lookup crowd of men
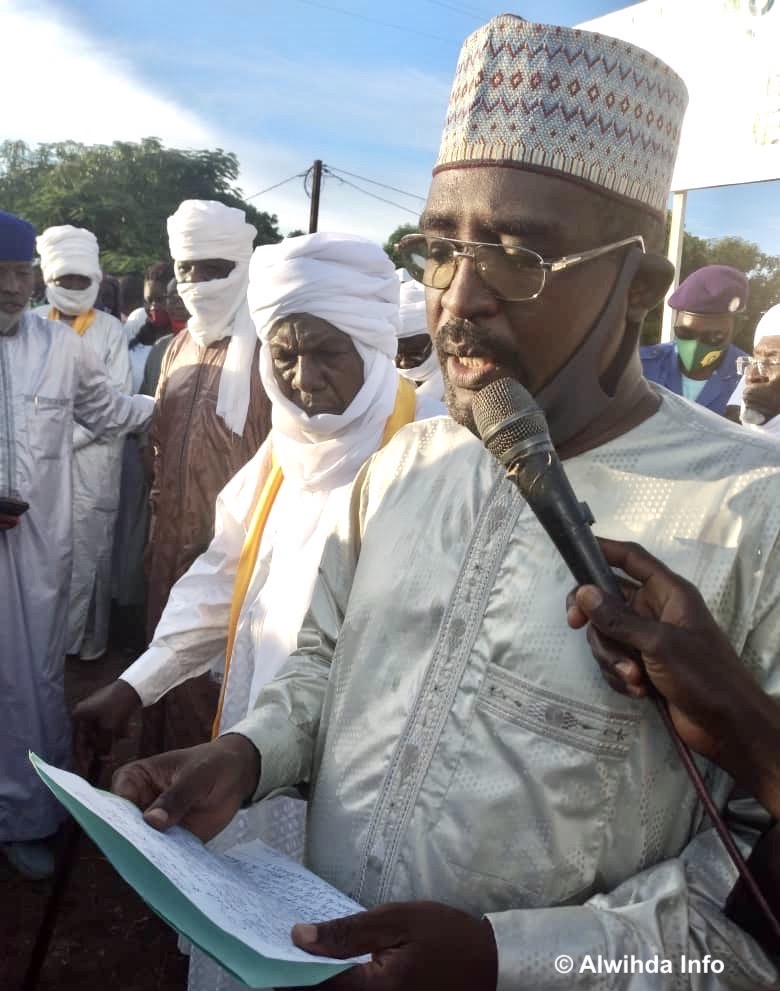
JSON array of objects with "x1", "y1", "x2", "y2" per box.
[{"x1": 3, "y1": 11, "x2": 780, "y2": 991}]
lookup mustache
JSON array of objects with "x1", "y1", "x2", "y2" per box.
[{"x1": 435, "y1": 319, "x2": 522, "y2": 371}]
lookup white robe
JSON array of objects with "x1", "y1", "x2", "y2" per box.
[
  {"x1": 230, "y1": 390, "x2": 780, "y2": 989},
  {"x1": 120, "y1": 392, "x2": 443, "y2": 991},
  {"x1": 36, "y1": 306, "x2": 133, "y2": 655},
  {"x1": 0, "y1": 312, "x2": 152, "y2": 841}
]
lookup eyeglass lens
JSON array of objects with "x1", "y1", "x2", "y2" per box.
[
  {"x1": 401, "y1": 238, "x2": 544, "y2": 301},
  {"x1": 738, "y1": 357, "x2": 780, "y2": 375}
]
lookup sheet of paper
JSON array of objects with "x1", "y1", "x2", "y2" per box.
[{"x1": 30, "y1": 753, "x2": 366, "y2": 988}]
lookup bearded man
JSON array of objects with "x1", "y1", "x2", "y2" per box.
[
  {"x1": 113, "y1": 17, "x2": 779, "y2": 989},
  {"x1": 0, "y1": 211, "x2": 152, "y2": 879},
  {"x1": 729, "y1": 304, "x2": 780, "y2": 437},
  {"x1": 143, "y1": 200, "x2": 271, "y2": 751},
  {"x1": 36, "y1": 225, "x2": 132, "y2": 661}
]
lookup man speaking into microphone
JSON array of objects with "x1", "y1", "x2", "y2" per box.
[{"x1": 113, "y1": 15, "x2": 780, "y2": 989}]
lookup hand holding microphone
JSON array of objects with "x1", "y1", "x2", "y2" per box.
[{"x1": 473, "y1": 377, "x2": 780, "y2": 945}]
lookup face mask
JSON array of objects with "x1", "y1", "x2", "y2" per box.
[
  {"x1": 170, "y1": 317, "x2": 187, "y2": 334},
  {"x1": 675, "y1": 336, "x2": 726, "y2": 374},
  {"x1": 177, "y1": 264, "x2": 246, "y2": 347},
  {"x1": 533, "y1": 246, "x2": 645, "y2": 447},
  {"x1": 46, "y1": 281, "x2": 99, "y2": 316},
  {"x1": 148, "y1": 308, "x2": 171, "y2": 331}
]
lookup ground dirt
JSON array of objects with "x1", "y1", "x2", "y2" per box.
[{"x1": 2, "y1": 643, "x2": 189, "y2": 991}]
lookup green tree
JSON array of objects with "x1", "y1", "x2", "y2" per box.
[
  {"x1": 384, "y1": 223, "x2": 418, "y2": 268},
  {"x1": 0, "y1": 138, "x2": 282, "y2": 274},
  {"x1": 641, "y1": 229, "x2": 780, "y2": 350}
]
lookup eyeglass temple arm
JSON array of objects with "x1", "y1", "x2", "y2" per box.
[{"x1": 545, "y1": 235, "x2": 647, "y2": 273}]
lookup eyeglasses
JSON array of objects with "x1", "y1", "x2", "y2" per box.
[
  {"x1": 396, "y1": 233, "x2": 645, "y2": 302},
  {"x1": 736, "y1": 356, "x2": 780, "y2": 376}
]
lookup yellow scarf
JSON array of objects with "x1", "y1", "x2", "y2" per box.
[
  {"x1": 48, "y1": 307, "x2": 97, "y2": 337},
  {"x1": 212, "y1": 376, "x2": 417, "y2": 737}
]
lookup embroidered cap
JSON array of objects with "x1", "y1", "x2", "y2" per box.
[{"x1": 435, "y1": 14, "x2": 688, "y2": 218}]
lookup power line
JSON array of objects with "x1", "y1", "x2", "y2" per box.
[
  {"x1": 294, "y1": 0, "x2": 451, "y2": 43},
  {"x1": 426, "y1": 0, "x2": 485, "y2": 21},
  {"x1": 327, "y1": 172, "x2": 421, "y2": 216},
  {"x1": 326, "y1": 165, "x2": 426, "y2": 202},
  {"x1": 244, "y1": 173, "x2": 306, "y2": 201},
  {"x1": 244, "y1": 162, "x2": 423, "y2": 218}
]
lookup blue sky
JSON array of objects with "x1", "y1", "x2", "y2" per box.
[{"x1": 3, "y1": 0, "x2": 779, "y2": 253}]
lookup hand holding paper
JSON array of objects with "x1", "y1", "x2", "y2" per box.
[
  {"x1": 288, "y1": 901, "x2": 498, "y2": 990},
  {"x1": 30, "y1": 753, "x2": 363, "y2": 988},
  {"x1": 111, "y1": 733, "x2": 261, "y2": 839}
]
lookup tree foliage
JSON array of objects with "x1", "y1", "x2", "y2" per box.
[
  {"x1": 384, "y1": 223, "x2": 419, "y2": 269},
  {"x1": 0, "y1": 138, "x2": 282, "y2": 274}
]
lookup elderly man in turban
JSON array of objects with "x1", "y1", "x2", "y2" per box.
[
  {"x1": 74, "y1": 235, "x2": 442, "y2": 990},
  {"x1": 112, "y1": 16, "x2": 780, "y2": 990},
  {"x1": 0, "y1": 211, "x2": 152, "y2": 879},
  {"x1": 727, "y1": 304, "x2": 780, "y2": 437},
  {"x1": 142, "y1": 200, "x2": 272, "y2": 753},
  {"x1": 36, "y1": 225, "x2": 132, "y2": 661},
  {"x1": 394, "y1": 268, "x2": 444, "y2": 401},
  {"x1": 641, "y1": 264, "x2": 749, "y2": 416}
]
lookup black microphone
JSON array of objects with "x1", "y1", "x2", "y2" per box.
[{"x1": 472, "y1": 377, "x2": 620, "y2": 596}]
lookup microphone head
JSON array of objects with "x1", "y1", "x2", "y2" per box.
[{"x1": 473, "y1": 377, "x2": 552, "y2": 467}]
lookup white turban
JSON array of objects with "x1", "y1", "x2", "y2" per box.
[
  {"x1": 167, "y1": 199, "x2": 255, "y2": 267},
  {"x1": 249, "y1": 232, "x2": 399, "y2": 357},
  {"x1": 395, "y1": 268, "x2": 442, "y2": 396},
  {"x1": 166, "y1": 200, "x2": 257, "y2": 436},
  {"x1": 730, "y1": 303, "x2": 780, "y2": 433},
  {"x1": 37, "y1": 225, "x2": 101, "y2": 316},
  {"x1": 754, "y1": 304, "x2": 780, "y2": 347},
  {"x1": 248, "y1": 232, "x2": 402, "y2": 489},
  {"x1": 396, "y1": 268, "x2": 428, "y2": 339}
]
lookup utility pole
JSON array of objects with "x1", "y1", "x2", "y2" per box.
[{"x1": 308, "y1": 160, "x2": 323, "y2": 233}]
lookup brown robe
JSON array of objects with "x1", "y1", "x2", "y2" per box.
[{"x1": 142, "y1": 331, "x2": 271, "y2": 752}]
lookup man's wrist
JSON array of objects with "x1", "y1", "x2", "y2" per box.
[
  {"x1": 720, "y1": 683, "x2": 780, "y2": 819},
  {"x1": 216, "y1": 732, "x2": 262, "y2": 805}
]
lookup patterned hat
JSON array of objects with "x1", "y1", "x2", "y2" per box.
[{"x1": 435, "y1": 15, "x2": 688, "y2": 218}]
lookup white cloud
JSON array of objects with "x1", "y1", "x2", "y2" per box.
[
  {"x1": 158, "y1": 48, "x2": 449, "y2": 155},
  {"x1": 0, "y1": 0, "x2": 434, "y2": 242},
  {"x1": 1, "y1": 0, "x2": 211, "y2": 147}
]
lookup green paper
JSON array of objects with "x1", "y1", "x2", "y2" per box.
[{"x1": 30, "y1": 753, "x2": 356, "y2": 988}]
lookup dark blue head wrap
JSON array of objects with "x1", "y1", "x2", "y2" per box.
[{"x1": 0, "y1": 210, "x2": 36, "y2": 262}]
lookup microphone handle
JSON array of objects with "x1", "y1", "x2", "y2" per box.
[{"x1": 508, "y1": 451, "x2": 621, "y2": 595}]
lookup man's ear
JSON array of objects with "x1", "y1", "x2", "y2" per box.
[{"x1": 627, "y1": 252, "x2": 675, "y2": 322}]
